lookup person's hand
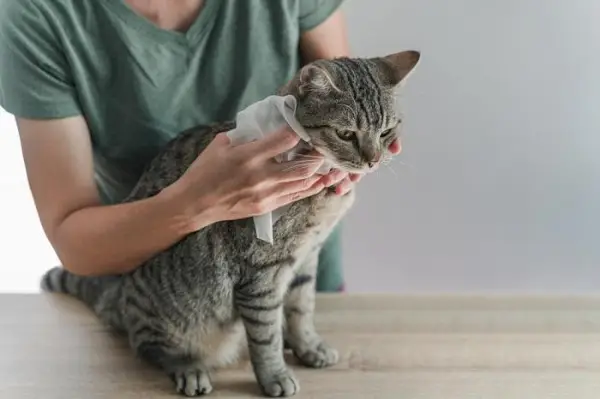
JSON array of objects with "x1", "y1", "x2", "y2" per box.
[
  {"x1": 170, "y1": 127, "x2": 329, "y2": 228},
  {"x1": 325, "y1": 138, "x2": 403, "y2": 195}
]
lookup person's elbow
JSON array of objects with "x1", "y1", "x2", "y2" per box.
[{"x1": 48, "y1": 226, "x2": 99, "y2": 277}]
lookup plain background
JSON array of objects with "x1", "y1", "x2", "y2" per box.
[{"x1": 1, "y1": 0, "x2": 600, "y2": 293}]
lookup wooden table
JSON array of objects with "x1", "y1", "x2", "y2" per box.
[{"x1": 3, "y1": 293, "x2": 600, "y2": 398}]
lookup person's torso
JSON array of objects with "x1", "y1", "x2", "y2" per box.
[{"x1": 50, "y1": 0, "x2": 305, "y2": 203}]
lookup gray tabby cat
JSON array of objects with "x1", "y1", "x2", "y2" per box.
[{"x1": 40, "y1": 50, "x2": 420, "y2": 397}]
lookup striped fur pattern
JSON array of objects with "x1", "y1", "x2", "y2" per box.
[{"x1": 40, "y1": 50, "x2": 420, "y2": 397}]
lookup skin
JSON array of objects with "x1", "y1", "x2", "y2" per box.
[{"x1": 16, "y1": 1, "x2": 401, "y2": 277}]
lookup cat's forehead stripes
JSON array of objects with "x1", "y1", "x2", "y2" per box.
[{"x1": 331, "y1": 58, "x2": 391, "y2": 133}]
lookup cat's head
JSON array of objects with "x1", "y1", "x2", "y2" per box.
[{"x1": 282, "y1": 50, "x2": 420, "y2": 173}]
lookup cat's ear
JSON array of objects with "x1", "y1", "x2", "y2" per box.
[
  {"x1": 373, "y1": 50, "x2": 421, "y2": 88},
  {"x1": 298, "y1": 62, "x2": 340, "y2": 96}
]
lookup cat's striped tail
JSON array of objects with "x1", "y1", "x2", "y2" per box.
[{"x1": 40, "y1": 266, "x2": 118, "y2": 309}]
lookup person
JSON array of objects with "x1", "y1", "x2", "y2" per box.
[{"x1": 0, "y1": 0, "x2": 400, "y2": 291}]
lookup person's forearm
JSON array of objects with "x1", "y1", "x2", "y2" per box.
[{"x1": 53, "y1": 184, "x2": 212, "y2": 276}]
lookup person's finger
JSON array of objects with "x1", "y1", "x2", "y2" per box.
[
  {"x1": 274, "y1": 179, "x2": 326, "y2": 208},
  {"x1": 269, "y1": 155, "x2": 325, "y2": 183},
  {"x1": 334, "y1": 177, "x2": 354, "y2": 195},
  {"x1": 268, "y1": 175, "x2": 322, "y2": 199},
  {"x1": 238, "y1": 127, "x2": 300, "y2": 160},
  {"x1": 388, "y1": 138, "x2": 402, "y2": 155},
  {"x1": 319, "y1": 169, "x2": 347, "y2": 187},
  {"x1": 210, "y1": 131, "x2": 235, "y2": 149},
  {"x1": 349, "y1": 173, "x2": 362, "y2": 183}
]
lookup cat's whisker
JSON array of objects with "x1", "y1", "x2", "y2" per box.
[
  {"x1": 293, "y1": 154, "x2": 323, "y2": 160},
  {"x1": 283, "y1": 158, "x2": 319, "y2": 164},
  {"x1": 397, "y1": 160, "x2": 415, "y2": 170},
  {"x1": 382, "y1": 158, "x2": 415, "y2": 171},
  {"x1": 385, "y1": 164, "x2": 399, "y2": 179},
  {"x1": 286, "y1": 159, "x2": 318, "y2": 164}
]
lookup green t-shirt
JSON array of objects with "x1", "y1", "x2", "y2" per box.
[{"x1": 0, "y1": 0, "x2": 345, "y2": 291}]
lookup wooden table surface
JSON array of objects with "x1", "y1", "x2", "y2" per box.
[{"x1": 3, "y1": 293, "x2": 600, "y2": 398}]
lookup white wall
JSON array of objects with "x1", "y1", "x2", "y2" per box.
[
  {"x1": 0, "y1": 110, "x2": 59, "y2": 292},
  {"x1": 2, "y1": 0, "x2": 600, "y2": 293},
  {"x1": 342, "y1": 0, "x2": 600, "y2": 293}
]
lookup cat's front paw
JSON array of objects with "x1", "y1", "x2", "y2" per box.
[
  {"x1": 170, "y1": 369, "x2": 213, "y2": 397},
  {"x1": 258, "y1": 369, "x2": 299, "y2": 397},
  {"x1": 294, "y1": 341, "x2": 339, "y2": 369}
]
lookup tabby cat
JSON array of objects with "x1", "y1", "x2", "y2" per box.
[{"x1": 40, "y1": 50, "x2": 420, "y2": 397}]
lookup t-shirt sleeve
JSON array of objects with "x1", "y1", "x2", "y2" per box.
[
  {"x1": 0, "y1": 2, "x2": 81, "y2": 119},
  {"x1": 298, "y1": 0, "x2": 345, "y2": 32}
]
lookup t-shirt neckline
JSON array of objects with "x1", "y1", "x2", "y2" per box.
[{"x1": 101, "y1": 0, "x2": 221, "y2": 44}]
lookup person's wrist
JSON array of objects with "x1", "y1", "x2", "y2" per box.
[{"x1": 158, "y1": 179, "x2": 220, "y2": 235}]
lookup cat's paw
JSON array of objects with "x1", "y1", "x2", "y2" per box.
[
  {"x1": 258, "y1": 369, "x2": 299, "y2": 397},
  {"x1": 170, "y1": 369, "x2": 213, "y2": 397},
  {"x1": 294, "y1": 341, "x2": 339, "y2": 369}
]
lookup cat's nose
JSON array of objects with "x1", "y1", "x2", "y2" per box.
[{"x1": 367, "y1": 153, "x2": 382, "y2": 169}]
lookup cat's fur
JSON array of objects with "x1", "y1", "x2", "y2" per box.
[{"x1": 40, "y1": 50, "x2": 420, "y2": 397}]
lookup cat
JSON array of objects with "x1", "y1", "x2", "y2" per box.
[{"x1": 40, "y1": 49, "x2": 420, "y2": 397}]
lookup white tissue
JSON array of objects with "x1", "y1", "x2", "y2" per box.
[{"x1": 226, "y1": 95, "x2": 332, "y2": 244}]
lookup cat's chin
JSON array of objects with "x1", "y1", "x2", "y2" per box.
[{"x1": 333, "y1": 164, "x2": 372, "y2": 174}]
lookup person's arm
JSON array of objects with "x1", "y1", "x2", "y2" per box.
[
  {"x1": 17, "y1": 116, "x2": 325, "y2": 276},
  {"x1": 16, "y1": 116, "x2": 206, "y2": 276},
  {"x1": 299, "y1": 8, "x2": 350, "y2": 63},
  {"x1": 3, "y1": 3, "x2": 201, "y2": 276}
]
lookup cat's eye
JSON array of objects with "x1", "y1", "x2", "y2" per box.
[
  {"x1": 380, "y1": 129, "x2": 394, "y2": 138},
  {"x1": 337, "y1": 130, "x2": 355, "y2": 140}
]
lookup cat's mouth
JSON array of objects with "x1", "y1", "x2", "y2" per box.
[
  {"x1": 338, "y1": 162, "x2": 375, "y2": 174},
  {"x1": 308, "y1": 146, "x2": 352, "y2": 173},
  {"x1": 310, "y1": 145, "x2": 380, "y2": 174}
]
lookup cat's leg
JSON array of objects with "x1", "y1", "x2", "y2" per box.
[
  {"x1": 128, "y1": 319, "x2": 212, "y2": 397},
  {"x1": 236, "y1": 276, "x2": 299, "y2": 397},
  {"x1": 284, "y1": 249, "x2": 339, "y2": 368}
]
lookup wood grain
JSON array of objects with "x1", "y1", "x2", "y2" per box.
[{"x1": 2, "y1": 293, "x2": 600, "y2": 398}]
